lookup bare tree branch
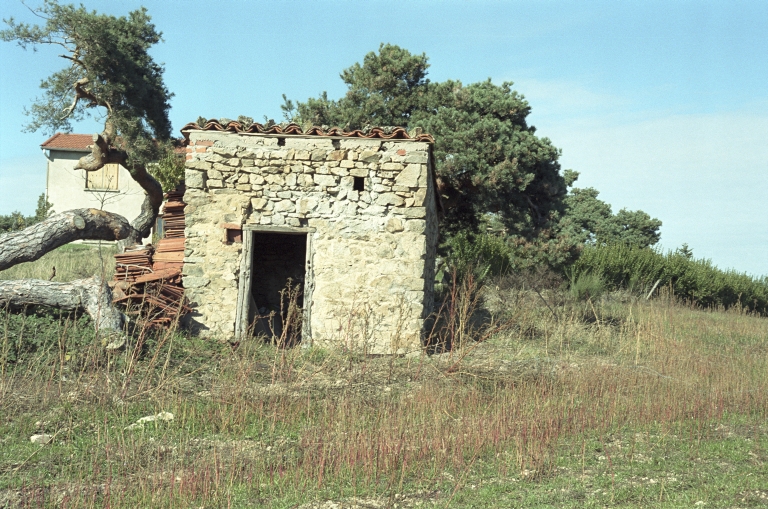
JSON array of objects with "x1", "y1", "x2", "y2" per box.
[
  {"x1": 60, "y1": 73, "x2": 114, "y2": 121},
  {"x1": 59, "y1": 53, "x2": 86, "y2": 69}
]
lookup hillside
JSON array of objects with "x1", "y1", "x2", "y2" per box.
[{"x1": 1, "y1": 248, "x2": 766, "y2": 508}]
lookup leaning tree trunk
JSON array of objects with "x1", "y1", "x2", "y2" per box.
[
  {"x1": 118, "y1": 167, "x2": 163, "y2": 249},
  {"x1": 0, "y1": 208, "x2": 137, "y2": 271},
  {"x1": 0, "y1": 277, "x2": 124, "y2": 332}
]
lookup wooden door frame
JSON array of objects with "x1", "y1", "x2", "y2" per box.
[{"x1": 235, "y1": 225, "x2": 315, "y2": 344}]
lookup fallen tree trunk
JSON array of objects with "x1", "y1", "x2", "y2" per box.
[
  {"x1": 0, "y1": 276, "x2": 124, "y2": 332},
  {"x1": 0, "y1": 128, "x2": 166, "y2": 332},
  {"x1": 0, "y1": 208, "x2": 137, "y2": 271}
]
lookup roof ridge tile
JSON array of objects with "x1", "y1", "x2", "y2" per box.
[{"x1": 180, "y1": 120, "x2": 434, "y2": 143}]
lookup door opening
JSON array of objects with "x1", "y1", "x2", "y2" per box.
[{"x1": 248, "y1": 231, "x2": 307, "y2": 345}]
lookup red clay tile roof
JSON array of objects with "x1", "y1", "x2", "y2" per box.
[
  {"x1": 180, "y1": 120, "x2": 435, "y2": 143},
  {"x1": 40, "y1": 132, "x2": 94, "y2": 151},
  {"x1": 41, "y1": 132, "x2": 187, "y2": 154}
]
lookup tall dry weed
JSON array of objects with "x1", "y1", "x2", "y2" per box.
[{"x1": 1, "y1": 264, "x2": 767, "y2": 507}]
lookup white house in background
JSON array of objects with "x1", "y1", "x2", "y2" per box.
[{"x1": 41, "y1": 132, "x2": 147, "y2": 222}]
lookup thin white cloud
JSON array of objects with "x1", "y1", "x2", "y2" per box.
[
  {"x1": 512, "y1": 78, "x2": 630, "y2": 119},
  {"x1": 502, "y1": 75, "x2": 768, "y2": 275},
  {"x1": 550, "y1": 111, "x2": 768, "y2": 188}
]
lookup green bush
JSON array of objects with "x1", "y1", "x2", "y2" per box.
[
  {"x1": 569, "y1": 271, "x2": 606, "y2": 302},
  {"x1": 0, "y1": 193, "x2": 53, "y2": 233},
  {"x1": 572, "y1": 244, "x2": 768, "y2": 314},
  {"x1": 1, "y1": 308, "x2": 95, "y2": 365},
  {"x1": 150, "y1": 148, "x2": 185, "y2": 192},
  {"x1": 442, "y1": 232, "x2": 512, "y2": 281}
]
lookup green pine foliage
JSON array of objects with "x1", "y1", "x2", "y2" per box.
[
  {"x1": 284, "y1": 44, "x2": 579, "y2": 266},
  {"x1": 412, "y1": 80, "x2": 569, "y2": 241},
  {"x1": 1, "y1": 0, "x2": 173, "y2": 168},
  {"x1": 284, "y1": 44, "x2": 666, "y2": 271},
  {"x1": 572, "y1": 244, "x2": 768, "y2": 315},
  {"x1": 562, "y1": 184, "x2": 662, "y2": 249}
]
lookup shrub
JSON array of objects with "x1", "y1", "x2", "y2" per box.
[
  {"x1": 441, "y1": 232, "x2": 512, "y2": 282},
  {"x1": 569, "y1": 271, "x2": 606, "y2": 302},
  {"x1": 0, "y1": 307, "x2": 94, "y2": 365},
  {"x1": 572, "y1": 244, "x2": 768, "y2": 314},
  {"x1": 150, "y1": 148, "x2": 185, "y2": 192},
  {"x1": 0, "y1": 193, "x2": 53, "y2": 233}
]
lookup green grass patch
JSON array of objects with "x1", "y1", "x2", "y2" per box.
[
  {"x1": 1, "y1": 282, "x2": 767, "y2": 508},
  {"x1": 0, "y1": 243, "x2": 116, "y2": 282}
]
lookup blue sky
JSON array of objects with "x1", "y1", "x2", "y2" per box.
[{"x1": 1, "y1": 1, "x2": 766, "y2": 276}]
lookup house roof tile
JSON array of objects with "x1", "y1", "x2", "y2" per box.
[
  {"x1": 40, "y1": 132, "x2": 93, "y2": 151},
  {"x1": 41, "y1": 132, "x2": 187, "y2": 154},
  {"x1": 180, "y1": 120, "x2": 435, "y2": 143}
]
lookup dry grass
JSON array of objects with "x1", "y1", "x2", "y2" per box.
[
  {"x1": 0, "y1": 265, "x2": 766, "y2": 507},
  {"x1": 0, "y1": 243, "x2": 116, "y2": 282}
]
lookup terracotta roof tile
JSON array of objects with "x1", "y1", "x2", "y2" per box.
[
  {"x1": 42, "y1": 132, "x2": 187, "y2": 155},
  {"x1": 40, "y1": 132, "x2": 93, "y2": 151},
  {"x1": 180, "y1": 120, "x2": 435, "y2": 143}
]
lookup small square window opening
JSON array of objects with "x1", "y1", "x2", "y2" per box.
[
  {"x1": 226, "y1": 228, "x2": 243, "y2": 244},
  {"x1": 353, "y1": 176, "x2": 365, "y2": 192}
]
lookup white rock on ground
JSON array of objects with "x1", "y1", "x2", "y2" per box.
[
  {"x1": 30, "y1": 434, "x2": 52, "y2": 444},
  {"x1": 125, "y1": 411, "x2": 174, "y2": 430}
]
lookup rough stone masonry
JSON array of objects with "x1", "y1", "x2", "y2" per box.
[{"x1": 181, "y1": 123, "x2": 439, "y2": 354}]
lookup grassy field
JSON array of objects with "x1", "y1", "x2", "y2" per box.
[
  {"x1": 0, "y1": 243, "x2": 116, "y2": 282},
  {"x1": 0, "y1": 251, "x2": 766, "y2": 508}
]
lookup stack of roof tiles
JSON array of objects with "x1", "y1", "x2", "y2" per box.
[
  {"x1": 113, "y1": 245, "x2": 154, "y2": 281},
  {"x1": 111, "y1": 187, "x2": 190, "y2": 327},
  {"x1": 153, "y1": 189, "x2": 186, "y2": 271}
]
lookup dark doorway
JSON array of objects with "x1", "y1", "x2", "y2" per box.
[{"x1": 249, "y1": 231, "x2": 307, "y2": 344}]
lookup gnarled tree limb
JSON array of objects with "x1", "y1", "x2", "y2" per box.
[
  {"x1": 73, "y1": 132, "x2": 121, "y2": 172},
  {"x1": 61, "y1": 76, "x2": 112, "y2": 120},
  {"x1": 0, "y1": 276, "x2": 123, "y2": 332},
  {"x1": 0, "y1": 208, "x2": 137, "y2": 271},
  {"x1": 73, "y1": 130, "x2": 164, "y2": 246},
  {"x1": 124, "y1": 164, "x2": 164, "y2": 244}
]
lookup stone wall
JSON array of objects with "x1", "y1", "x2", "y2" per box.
[{"x1": 182, "y1": 130, "x2": 438, "y2": 354}]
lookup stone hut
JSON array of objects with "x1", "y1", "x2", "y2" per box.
[{"x1": 180, "y1": 121, "x2": 439, "y2": 354}]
